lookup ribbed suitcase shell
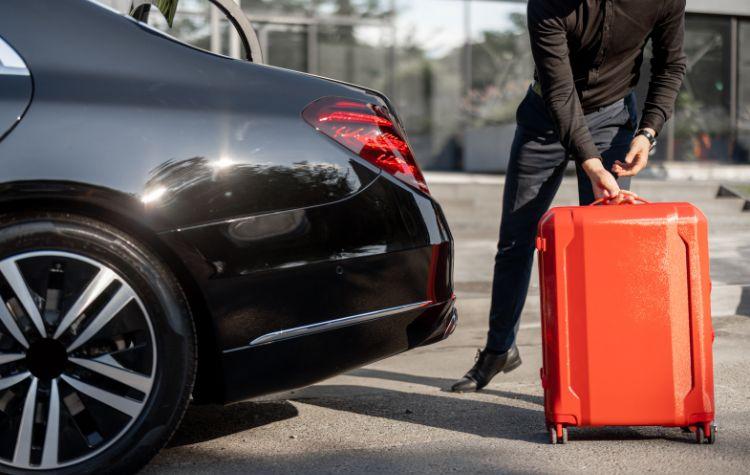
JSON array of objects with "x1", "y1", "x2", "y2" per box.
[{"x1": 536, "y1": 201, "x2": 715, "y2": 438}]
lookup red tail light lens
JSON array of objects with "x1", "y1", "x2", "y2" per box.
[{"x1": 303, "y1": 97, "x2": 429, "y2": 194}]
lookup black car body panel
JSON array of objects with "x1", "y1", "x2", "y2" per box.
[
  {"x1": 0, "y1": 72, "x2": 30, "y2": 142},
  {"x1": 0, "y1": 34, "x2": 31, "y2": 142},
  {"x1": 0, "y1": 0, "x2": 379, "y2": 229},
  {"x1": 167, "y1": 176, "x2": 451, "y2": 350},
  {"x1": 0, "y1": 0, "x2": 455, "y2": 404}
]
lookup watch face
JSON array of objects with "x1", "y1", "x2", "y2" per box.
[{"x1": 638, "y1": 130, "x2": 656, "y2": 145}]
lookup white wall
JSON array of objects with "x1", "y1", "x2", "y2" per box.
[{"x1": 687, "y1": 0, "x2": 750, "y2": 16}]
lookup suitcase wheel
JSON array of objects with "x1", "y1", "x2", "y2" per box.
[
  {"x1": 695, "y1": 424, "x2": 717, "y2": 445},
  {"x1": 549, "y1": 424, "x2": 568, "y2": 445},
  {"x1": 696, "y1": 426, "x2": 705, "y2": 444},
  {"x1": 706, "y1": 424, "x2": 717, "y2": 445}
]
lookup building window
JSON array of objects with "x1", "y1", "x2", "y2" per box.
[
  {"x1": 392, "y1": 0, "x2": 464, "y2": 170},
  {"x1": 463, "y1": 1, "x2": 530, "y2": 172},
  {"x1": 673, "y1": 15, "x2": 733, "y2": 162}
]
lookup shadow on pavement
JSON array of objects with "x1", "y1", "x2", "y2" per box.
[
  {"x1": 294, "y1": 384, "x2": 549, "y2": 444},
  {"x1": 341, "y1": 369, "x2": 696, "y2": 444},
  {"x1": 350, "y1": 367, "x2": 544, "y2": 406},
  {"x1": 167, "y1": 371, "x2": 700, "y2": 448},
  {"x1": 565, "y1": 426, "x2": 693, "y2": 443},
  {"x1": 168, "y1": 401, "x2": 298, "y2": 447}
]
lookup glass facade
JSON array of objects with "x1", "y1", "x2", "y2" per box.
[
  {"x1": 99, "y1": 0, "x2": 750, "y2": 169},
  {"x1": 674, "y1": 16, "x2": 733, "y2": 162},
  {"x1": 392, "y1": 0, "x2": 464, "y2": 170},
  {"x1": 739, "y1": 20, "x2": 750, "y2": 162},
  {"x1": 464, "y1": 1, "x2": 530, "y2": 171}
]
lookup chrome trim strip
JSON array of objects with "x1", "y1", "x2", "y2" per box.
[
  {"x1": 244, "y1": 301, "x2": 431, "y2": 349},
  {"x1": 443, "y1": 308, "x2": 458, "y2": 338},
  {"x1": 0, "y1": 37, "x2": 29, "y2": 76},
  {"x1": 0, "y1": 66, "x2": 29, "y2": 76}
]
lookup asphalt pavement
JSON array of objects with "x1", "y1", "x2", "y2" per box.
[{"x1": 145, "y1": 176, "x2": 750, "y2": 474}]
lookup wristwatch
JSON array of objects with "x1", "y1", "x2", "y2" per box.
[{"x1": 636, "y1": 129, "x2": 657, "y2": 149}]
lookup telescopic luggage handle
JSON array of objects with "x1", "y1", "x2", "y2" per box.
[{"x1": 591, "y1": 190, "x2": 651, "y2": 206}]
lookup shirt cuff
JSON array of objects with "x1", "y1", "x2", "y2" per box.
[
  {"x1": 571, "y1": 139, "x2": 601, "y2": 164},
  {"x1": 639, "y1": 111, "x2": 666, "y2": 136}
]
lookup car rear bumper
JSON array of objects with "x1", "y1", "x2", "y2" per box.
[
  {"x1": 219, "y1": 295, "x2": 457, "y2": 403},
  {"x1": 163, "y1": 175, "x2": 455, "y2": 403}
]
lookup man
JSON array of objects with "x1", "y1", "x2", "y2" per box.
[{"x1": 451, "y1": 0, "x2": 687, "y2": 392}]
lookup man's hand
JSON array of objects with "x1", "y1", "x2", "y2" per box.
[
  {"x1": 612, "y1": 128, "x2": 655, "y2": 177},
  {"x1": 582, "y1": 158, "x2": 630, "y2": 203}
]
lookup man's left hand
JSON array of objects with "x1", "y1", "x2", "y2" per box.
[{"x1": 612, "y1": 128, "x2": 655, "y2": 177}]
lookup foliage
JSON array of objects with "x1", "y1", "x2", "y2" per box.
[{"x1": 155, "y1": 0, "x2": 179, "y2": 26}]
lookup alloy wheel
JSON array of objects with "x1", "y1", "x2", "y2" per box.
[{"x1": 0, "y1": 251, "x2": 156, "y2": 470}]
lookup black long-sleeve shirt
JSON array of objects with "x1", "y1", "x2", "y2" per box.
[{"x1": 527, "y1": 0, "x2": 687, "y2": 162}]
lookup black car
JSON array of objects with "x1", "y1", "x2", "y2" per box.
[{"x1": 0, "y1": 0, "x2": 455, "y2": 473}]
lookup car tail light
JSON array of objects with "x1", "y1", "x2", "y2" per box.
[{"x1": 303, "y1": 97, "x2": 429, "y2": 194}]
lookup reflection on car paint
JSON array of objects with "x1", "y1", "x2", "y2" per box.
[
  {"x1": 168, "y1": 176, "x2": 434, "y2": 279},
  {"x1": 226, "y1": 209, "x2": 308, "y2": 243},
  {"x1": 141, "y1": 156, "x2": 366, "y2": 228}
]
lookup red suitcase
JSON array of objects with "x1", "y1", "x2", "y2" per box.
[{"x1": 536, "y1": 195, "x2": 716, "y2": 444}]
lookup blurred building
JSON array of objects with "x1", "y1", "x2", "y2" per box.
[{"x1": 103, "y1": 0, "x2": 750, "y2": 170}]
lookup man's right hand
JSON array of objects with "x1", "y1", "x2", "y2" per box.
[{"x1": 582, "y1": 158, "x2": 626, "y2": 203}]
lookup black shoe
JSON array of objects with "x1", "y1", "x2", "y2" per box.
[{"x1": 450, "y1": 345, "x2": 522, "y2": 393}]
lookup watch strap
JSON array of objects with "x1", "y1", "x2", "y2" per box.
[{"x1": 636, "y1": 129, "x2": 657, "y2": 146}]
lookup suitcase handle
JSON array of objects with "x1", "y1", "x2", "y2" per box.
[{"x1": 591, "y1": 191, "x2": 651, "y2": 206}]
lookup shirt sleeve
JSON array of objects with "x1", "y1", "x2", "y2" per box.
[
  {"x1": 640, "y1": 0, "x2": 687, "y2": 135},
  {"x1": 527, "y1": 0, "x2": 600, "y2": 163}
]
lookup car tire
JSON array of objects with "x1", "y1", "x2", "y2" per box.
[{"x1": 0, "y1": 213, "x2": 196, "y2": 474}]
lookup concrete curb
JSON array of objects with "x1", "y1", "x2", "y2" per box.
[
  {"x1": 426, "y1": 163, "x2": 750, "y2": 184},
  {"x1": 717, "y1": 184, "x2": 750, "y2": 211},
  {"x1": 425, "y1": 172, "x2": 505, "y2": 185},
  {"x1": 711, "y1": 284, "x2": 750, "y2": 318},
  {"x1": 640, "y1": 163, "x2": 750, "y2": 181}
]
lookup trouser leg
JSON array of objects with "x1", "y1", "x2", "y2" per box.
[
  {"x1": 485, "y1": 125, "x2": 568, "y2": 353},
  {"x1": 487, "y1": 92, "x2": 638, "y2": 352}
]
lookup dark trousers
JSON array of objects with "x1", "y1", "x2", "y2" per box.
[{"x1": 486, "y1": 87, "x2": 638, "y2": 352}]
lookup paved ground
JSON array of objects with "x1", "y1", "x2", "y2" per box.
[{"x1": 145, "y1": 177, "x2": 750, "y2": 474}]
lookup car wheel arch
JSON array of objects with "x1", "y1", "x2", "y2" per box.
[{"x1": 0, "y1": 189, "x2": 227, "y2": 404}]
